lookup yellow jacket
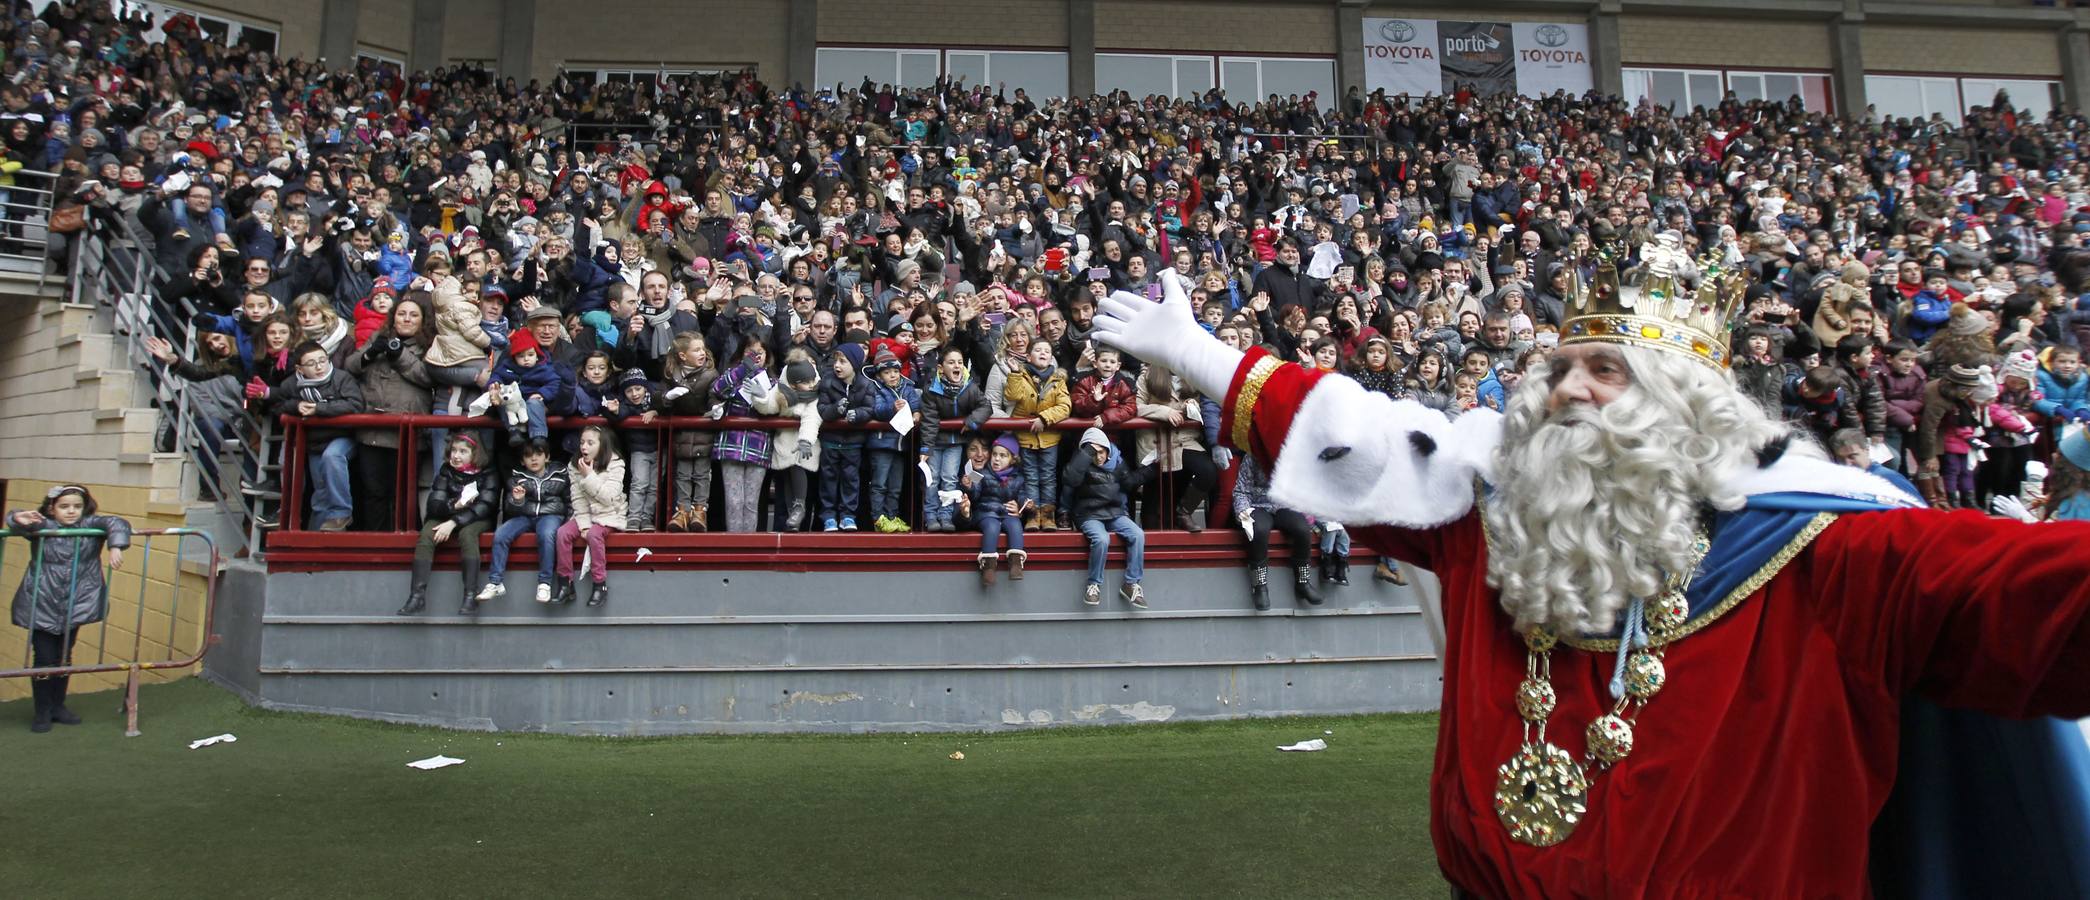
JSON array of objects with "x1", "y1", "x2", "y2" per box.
[{"x1": 1003, "y1": 366, "x2": 1070, "y2": 449}]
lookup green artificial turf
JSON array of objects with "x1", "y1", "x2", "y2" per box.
[{"x1": 0, "y1": 680, "x2": 1444, "y2": 899}]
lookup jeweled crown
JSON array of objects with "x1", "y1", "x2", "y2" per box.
[{"x1": 1559, "y1": 233, "x2": 1747, "y2": 370}]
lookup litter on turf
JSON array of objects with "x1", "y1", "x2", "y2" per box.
[
  {"x1": 188, "y1": 733, "x2": 237, "y2": 749},
  {"x1": 1277, "y1": 739, "x2": 1328, "y2": 752},
  {"x1": 407, "y1": 755, "x2": 466, "y2": 770}
]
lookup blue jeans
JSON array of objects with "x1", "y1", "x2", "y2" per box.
[
  {"x1": 866, "y1": 448, "x2": 905, "y2": 519},
  {"x1": 1079, "y1": 515, "x2": 1144, "y2": 586},
  {"x1": 490, "y1": 514, "x2": 561, "y2": 583},
  {"x1": 922, "y1": 445, "x2": 964, "y2": 525},
  {"x1": 1320, "y1": 524, "x2": 1351, "y2": 558},
  {"x1": 1449, "y1": 198, "x2": 1472, "y2": 230},
  {"x1": 311, "y1": 437, "x2": 355, "y2": 524},
  {"x1": 1021, "y1": 447, "x2": 1056, "y2": 506},
  {"x1": 978, "y1": 511, "x2": 1024, "y2": 554}
]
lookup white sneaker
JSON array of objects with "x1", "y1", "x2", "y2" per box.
[
  {"x1": 534, "y1": 583, "x2": 552, "y2": 604},
  {"x1": 1083, "y1": 583, "x2": 1102, "y2": 606},
  {"x1": 475, "y1": 582, "x2": 505, "y2": 601}
]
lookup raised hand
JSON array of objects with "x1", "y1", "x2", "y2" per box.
[{"x1": 1090, "y1": 267, "x2": 1241, "y2": 399}]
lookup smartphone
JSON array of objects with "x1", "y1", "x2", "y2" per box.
[
  {"x1": 983, "y1": 311, "x2": 1008, "y2": 327},
  {"x1": 1086, "y1": 267, "x2": 1110, "y2": 281}
]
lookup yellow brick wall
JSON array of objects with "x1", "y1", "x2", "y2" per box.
[
  {"x1": 1361, "y1": 5, "x2": 1587, "y2": 25},
  {"x1": 530, "y1": 0, "x2": 791, "y2": 81},
  {"x1": 442, "y1": 0, "x2": 503, "y2": 64},
  {"x1": 355, "y1": 0, "x2": 412, "y2": 59},
  {"x1": 1863, "y1": 25, "x2": 2060, "y2": 77},
  {"x1": 1620, "y1": 16, "x2": 1832, "y2": 70},
  {"x1": 819, "y1": 0, "x2": 1067, "y2": 47},
  {"x1": 0, "y1": 480, "x2": 213, "y2": 702},
  {"x1": 1096, "y1": 0, "x2": 1335, "y2": 54}
]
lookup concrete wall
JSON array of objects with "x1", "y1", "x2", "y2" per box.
[
  {"x1": 355, "y1": 0, "x2": 413, "y2": 59},
  {"x1": 1620, "y1": 16, "x2": 1833, "y2": 70},
  {"x1": 207, "y1": 562, "x2": 1445, "y2": 734},
  {"x1": 528, "y1": 0, "x2": 791, "y2": 81},
  {"x1": 818, "y1": 0, "x2": 1067, "y2": 47},
  {"x1": 1863, "y1": 24, "x2": 2061, "y2": 77},
  {"x1": 442, "y1": 0, "x2": 504, "y2": 64}
]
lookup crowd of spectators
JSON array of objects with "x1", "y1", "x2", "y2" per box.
[{"x1": 15, "y1": 0, "x2": 2090, "y2": 605}]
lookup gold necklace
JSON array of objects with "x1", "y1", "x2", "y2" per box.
[{"x1": 1492, "y1": 534, "x2": 1710, "y2": 847}]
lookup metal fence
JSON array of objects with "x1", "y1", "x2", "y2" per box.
[
  {"x1": 6, "y1": 168, "x2": 60, "y2": 288},
  {"x1": 1, "y1": 526, "x2": 222, "y2": 736},
  {"x1": 270, "y1": 413, "x2": 1205, "y2": 535}
]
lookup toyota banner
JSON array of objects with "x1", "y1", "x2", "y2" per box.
[{"x1": 1363, "y1": 17, "x2": 1593, "y2": 99}]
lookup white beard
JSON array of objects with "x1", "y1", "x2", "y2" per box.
[{"x1": 1481, "y1": 346, "x2": 1786, "y2": 635}]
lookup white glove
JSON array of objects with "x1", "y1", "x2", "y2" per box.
[
  {"x1": 1092, "y1": 268, "x2": 1241, "y2": 400},
  {"x1": 1991, "y1": 495, "x2": 2036, "y2": 523},
  {"x1": 663, "y1": 386, "x2": 689, "y2": 401}
]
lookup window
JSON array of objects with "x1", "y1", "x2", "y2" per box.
[
  {"x1": 113, "y1": 1, "x2": 278, "y2": 53},
  {"x1": 1724, "y1": 71, "x2": 1831, "y2": 113},
  {"x1": 816, "y1": 47, "x2": 941, "y2": 90},
  {"x1": 944, "y1": 50, "x2": 1069, "y2": 99},
  {"x1": 1865, "y1": 75, "x2": 1962, "y2": 122},
  {"x1": 1959, "y1": 78, "x2": 2059, "y2": 119},
  {"x1": 1218, "y1": 57, "x2": 1336, "y2": 108},
  {"x1": 1626, "y1": 68, "x2": 1830, "y2": 114},
  {"x1": 1096, "y1": 53, "x2": 1213, "y2": 100},
  {"x1": 357, "y1": 50, "x2": 404, "y2": 73}
]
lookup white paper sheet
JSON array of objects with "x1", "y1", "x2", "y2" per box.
[
  {"x1": 407, "y1": 755, "x2": 466, "y2": 770},
  {"x1": 188, "y1": 733, "x2": 237, "y2": 749}
]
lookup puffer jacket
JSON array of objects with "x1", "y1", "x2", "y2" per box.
[
  {"x1": 1068, "y1": 373, "x2": 1138, "y2": 425},
  {"x1": 345, "y1": 332, "x2": 433, "y2": 449},
  {"x1": 759, "y1": 382, "x2": 824, "y2": 471},
  {"x1": 817, "y1": 373, "x2": 876, "y2": 447},
  {"x1": 9, "y1": 511, "x2": 132, "y2": 633},
  {"x1": 1004, "y1": 364, "x2": 1071, "y2": 450},
  {"x1": 2035, "y1": 365, "x2": 2090, "y2": 422},
  {"x1": 424, "y1": 276, "x2": 493, "y2": 369},
  {"x1": 424, "y1": 464, "x2": 499, "y2": 527},
  {"x1": 969, "y1": 464, "x2": 1027, "y2": 514},
  {"x1": 665, "y1": 365, "x2": 719, "y2": 459},
  {"x1": 1058, "y1": 446, "x2": 1154, "y2": 523},
  {"x1": 1836, "y1": 362, "x2": 1889, "y2": 439},
  {"x1": 865, "y1": 379, "x2": 922, "y2": 452},
  {"x1": 503, "y1": 465, "x2": 572, "y2": 519},
  {"x1": 919, "y1": 375, "x2": 991, "y2": 449},
  {"x1": 1877, "y1": 363, "x2": 1929, "y2": 433},
  {"x1": 568, "y1": 455, "x2": 629, "y2": 530}
]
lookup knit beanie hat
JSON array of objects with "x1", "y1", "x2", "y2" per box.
[
  {"x1": 784, "y1": 360, "x2": 818, "y2": 387},
  {"x1": 616, "y1": 368, "x2": 650, "y2": 390},
  {"x1": 2000, "y1": 348, "x2": 2038, "y2": 384},
  {"x1": 872, "y1": 346, "x2": 900, "y2": 370},
  {"x1": 1947, "y1": 302, "x2": 1987, "y2": 337},
  {"x1": 1945, "y1": 363, "x2": 1984, "y2": 388},
  {"x1": 993, "y1": 434, "x2": 1021, "y2": 458},
  {"x1": 507, "y1": 329, "x2": 541, "y2": 359},
  {"x1": 837, "y1": 342, "x2": 867, "y2": 372}
]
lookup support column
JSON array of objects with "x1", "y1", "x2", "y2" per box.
[
  {"x1": 317, "y1": 0, "x2": 359, "y2": 66},
  {"x1": 408, "y1": 0, "x2": 445, "y2": 74},
  {"x1": 1337, "y1": 0, "x2": 1366, "y2": 101},
  {"x1": 1068, "y1": 0, "x2": 1096, "y2": 97},
  {"x1": 1589, "y1": 1, "x2": 1622, "y2": 99},
  {"x1": 2063, "y1": 26, "x2": 2090, "y2": 113},
  {"x1": 497, "y1": 0, "x2": 537, "y2": 83},
  {"x1": 788, "y1": 0, "x2": 818, "y2": 89},
  {"x1": 1831, "y1": 1, "x2": 1866, "y2": 117}
]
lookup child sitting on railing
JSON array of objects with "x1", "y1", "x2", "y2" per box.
[
  {"x1": 478, "y1": 440, "x2": 569, "y2": 606},
  {"x1": 486, "y1": 330, "x2": 569, "y2": 448},
  {"x1": 399, "y1": 434, "x2": 496, "y2": 616}
]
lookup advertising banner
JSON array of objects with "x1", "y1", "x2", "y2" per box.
[{"x1": 1362, "y1": 17, "x2": 1591, "y2": 98}]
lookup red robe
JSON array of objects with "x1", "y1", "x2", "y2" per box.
[{"x1": 1223, "y1": 351, "x2": 2090, "y2": 897}]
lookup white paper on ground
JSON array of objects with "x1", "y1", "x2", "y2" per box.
[
  {"x1": 188, "y1": 733, "x2": 237, "y2": 749},
  {"x1": 1277, "y1": 739, "x2": 1328, "y2": 752},
  {"x1": 407, "y1": 755, "x2": 466, "y2": 770}
]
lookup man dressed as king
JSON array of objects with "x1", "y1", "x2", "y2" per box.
[{"x1": 1092, "y1": 252, "x2": 2090, "y2": 897}]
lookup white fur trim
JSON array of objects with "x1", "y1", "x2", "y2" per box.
[
  {"x1": 1266, "y1": 375, "x2": 1502, "y2": 528},
  {"x1": 1722, "y1": 453, "x2": 1920, "y2": 508}
]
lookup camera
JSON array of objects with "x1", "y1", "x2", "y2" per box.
[{"x1": 384, "y1": 337, "x2": 404, "y2": 355}]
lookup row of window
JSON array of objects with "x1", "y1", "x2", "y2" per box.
[
  {"x1": 813, "y1": 47, "x2": 1337, "y2": 108},
  {"x1": 1622, "y1": 66, "x2": 2060, "y2": 121},
  {"x1": 103, "y1": 0, "x2": 280, "y2": 55}
]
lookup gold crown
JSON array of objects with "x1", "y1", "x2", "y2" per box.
[{"x1": 1559, "y1": 237, "x2": 1747, "y2": 369}]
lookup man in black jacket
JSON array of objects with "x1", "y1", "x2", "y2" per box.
[{"x1": 1250, "y1": 239, "x2": 1326, "y2": 316}]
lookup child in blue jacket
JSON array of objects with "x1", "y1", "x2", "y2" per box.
[
  {"x1": 971, "y1": 435, "x2": 1029, "y2": 586},
  {"x1": 487, "y1": 330, "x2": 571, "y2": 447},
  {"x1": 817, "y1": 343, "x2": 875, "y2": 531},
  {"x1": 865, "y1": 347, "x2": 923, "y2": 533}
]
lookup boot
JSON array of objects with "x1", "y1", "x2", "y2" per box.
[
  {"x1": 586, "y1": 581, "x2": 608, "y2": 608},
  {"x1": 1022, "y1": 507, "x2": 1041, "y2": 531},
  {"x1": 28, "y1": 679, "x2": 52, "y2": 733},
  {"x1": 1249, "y1": 565, "x2": 1271, "y2": 611},
  {"x1": 1007, "y1": 549, "x2": 1027, "y2": 580},
  {"x1": 1293, "y1": 566, "x2": 1324, "y2": 606},
  {"x1": 785, "y1": 499, "x2": 807, "y2": 531},
  {"x1": 49, "y1": 676, "x2": 78, "y2": 725},
  {"x1": 555, "y1": 577, "x2": 578, "y2": 605},
  {"x1": 1036, "y1": 504, "x2": 1058, "y2": 533},
  {"x1": 1374, "y1": 559, "x2": 1408, "y2": 586},
  {"x1": 397, "y1": 581, "x2": 428, "y2": 616},
  {"x1": 689, "y1": 504, "x2": 709, "y2": 532},
  {"x1": 575, "y1": 578, "x2": 597, "y2": 608},
  {"x1": 667, "y1": 504, "x2": 690, "y2": 533},
  {"x1": 978, "y1": 553, "x2": 997, "y2": 587},
  {"x1": 1329, "y1": 555, "x2": 1351, "y2": 586},
  {"x1": 1175, "y1": 502, "x2": 1203, "y2": 533},
  {"x1": 1915, "y1": 474, "x2": 1947, "y2": 508}
]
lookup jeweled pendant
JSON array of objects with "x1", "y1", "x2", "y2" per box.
[
  {"x1": 1515, "y1": 677, "x2": 1557, "y2": 722},
  {"x1": 1494, "y1": 742, "x2": 1589, "y2": 847},
  {"x1": 1647, "y1": 593, "x2": 1689, "y2": 632},
  {"x1": 1623, "y1": 653, "x2": 1666, "y2": 700},
  {"x1": 1587, "y1": 714, "x2": 1635, "y2": 764},
  {"x1": 1524, "y1": 627, "x2": 1558, "y2": 653}
]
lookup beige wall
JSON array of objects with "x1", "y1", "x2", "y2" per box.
[
  {"x1": 1863, "y1": 24, "x2": 2060, "y2": 77},
  {"x1": 1361, "y1": 5, "x2": 1585, "y2": 25},
  {"x1": 1620, "y1": 16, "x2": 1832, "y2": 70},
  {"x1": 820, "y1": 0, "x2": 1067, "y2": 48},
  {"x1": 529, "y1": 0, "x2": 790, "y2": 81},
  {"x1": 181, "y1": 0, "x2": 325, "y2": 60},
  {"x1": 443, "y1": 0, "x2": 503, "y2": 64},
  {"x1": 355, "y1": 0, "x2": 412, "y2": 59},
  {"x1": 1096, "y1": 0, "x2": 1334, "y2": 54}
]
